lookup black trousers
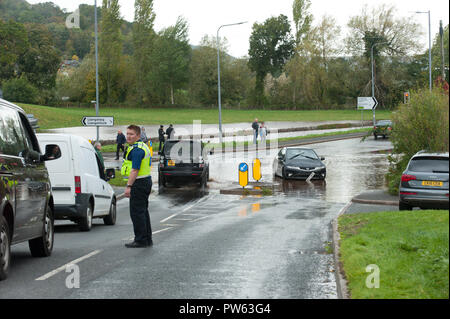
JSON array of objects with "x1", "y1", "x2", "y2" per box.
[
  {"x1": 158, "y1": 139, "x2": 165, "y2": 152},
  {"x1": 130, "y1": 177, "x2": 152, "y2": 244},
  {"x1": 116, "y1": 143, "x2": 125, "y2": 159}
]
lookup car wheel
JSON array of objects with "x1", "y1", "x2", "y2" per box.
[
  {"x1": 0, "y1": 216, "x2": 11, "y2": 281},
  {"x1": 29, "y1": 204, "x2": 54, "y2": 257},
  {"x1": 382, "y1": 135, "x2": 386, "y2": 139},
  {"x1": 399, "y1": 201, "x2": 413, "y2": 211},
  {"x1": 103, "y1": 198, "x2": 116, "y2": 226},
  {"x1": 78, "y1": 203, "x2": 93, "y2": 231},
  {"x1": 158, "y1": 173, "x2": 165, "y2": 194}
]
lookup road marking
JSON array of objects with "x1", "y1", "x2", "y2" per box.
[
  {"x1": 35, "y1": 250, "x2": 102, "y2": 281},
  {"x1": 159, "y1": 200, "x2": 198, "y2": 223},
  {"x1": 182, "y1": 213, "x2": 206, "y2": 216},
  {"x1": 161, "y1": 223, "x2": 180, "y2": 227},
  {"x1": 190, "y1": 216, "x2": 210, "y2": 223},
  {"x1": 121, "y1": 227, "x2": 175, "y2": 240}
]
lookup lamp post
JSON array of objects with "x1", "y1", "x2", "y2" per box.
[
  {"x1": 217, "y1": 21, "x2": 247, "y2": 144},
  {"x1": 415, "y1": 10, "x2": 432, "y2": 92},
  {"x1": 371, "y1": 41, "x2": 388, "y2": 126},
  {"x1": 94, "y1": 0, "x2": 100, "y2": 142}
]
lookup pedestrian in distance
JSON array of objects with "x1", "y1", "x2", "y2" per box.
[
  {"x1": 94, "y1": 141, "x2": 105, "y2": 169},
  {"x1": 259, "y1": 122, "x2": 267, "y2": 145},
  {"x1": 166, "y1": 124, "x2": 175, "y2": 140},
  {"x1": 252, "y1": 118, "x2": 259, "y2": 144},
  {"x1": 116, "y1": 130, "x2": 126, "y2": 160},
  {"x1": 158, "y1": 125, "x2": 165, "y2": 152},
  {"x1": 140, "y1": 126, "x2": 148, "y2": 144},
  {"x1": 121, "y1": 125, "x2": 153, "y2": 248}
]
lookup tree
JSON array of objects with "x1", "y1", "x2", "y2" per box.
[
  {"x1": 99, "y1": 0, "x2": 123, "y2": 104},
  {"x1": 248, "y1": 15, "x2": 295, "y2": 106},
  {"x1": 151, "y1": 17, "x2": 191, "y2": 104},
  {"x1": 292, "y1": 0, "x2": 312, "y2": 46},
  {"x1": 0, "y1": 19, "x2": 29, "y2": 82}
]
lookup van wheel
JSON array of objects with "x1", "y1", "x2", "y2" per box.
[
  {"x1": 0, "y1": 216, "x2": 11, "y2": 280},
  {"x1": 29, "y1": 204, "x2": 54, "y2": 257},
  {"x1": 103, "y1": 198, "x2": 116, "y2": 226},
  {"x1": 78, "y1": 203, "x2": 93, "y2": 231}
]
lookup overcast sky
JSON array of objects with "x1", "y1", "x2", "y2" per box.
[{"x1": 27, "y1": 0, "x2": 449, "y2": 57}]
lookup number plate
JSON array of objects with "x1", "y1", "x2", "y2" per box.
[
  {"x1": 168, "y1": 160, "x2": 175, "y2": 166},
  {"x1": 422, "y1": 181, "x2": 443, "y2": 187}
]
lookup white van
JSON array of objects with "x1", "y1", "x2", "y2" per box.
[{"x1": 37, "y1": 134, "x2": 117, "y2": 231}]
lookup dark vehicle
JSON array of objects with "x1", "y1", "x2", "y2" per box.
[
  {"x1": 399, "y1": 151, "x2": 449, "y2": 210},
  {"x1": 26, "y1": 114, "x2": 39, "y2": 130},
  {"x1": 0, "y1": 98, "x2": 61, "y2": 281},
  {"x1": 373, "y1": 120, "x2": 392, "y2": 139},
  {"x1": 273, "y1": 147, "x2": 326, "y2": 180},
  {"x1": 158, "y1": 140, "x2": 210, "y2": 191}
]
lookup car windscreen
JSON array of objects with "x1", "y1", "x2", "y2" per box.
[
  {"x1": 376, "y1": 121, "x2": 391, "y2": 126},
  {"x1": 164, "y1": 141, "x2": 202, "y2": 159},
  {"x1": 286, "y1": 149, "x2": 318, "y2": 160},
  {"x1": 408, "y1": 157, "x2": 449, "y2": 173}
]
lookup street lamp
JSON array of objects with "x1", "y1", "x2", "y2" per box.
[
  {"x1": 415, "y1": 10, "x2": 432, "y2": 92},
  {"x1": 371, "y1": 41, "x2": 388, "y2": 126},
  {"x1": 217, "y1": 21, "x2": 247, "y2": 144},
  {"x1": 94, "y1": 0, "x2": 100, "y2": 142}
]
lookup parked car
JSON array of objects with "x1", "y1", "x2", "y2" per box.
[
  {"x1": 158, "y1": 140, "x2": 210, "y2": 191},
  {"x1": 37, "y1": 134, "x2": 117, "y2": 231},
  {"x1": 373, "y1": 120, "x2": 392, "y2": 139},
  {"x1": 0, "y1": 98, "x2": 61, "y2": 281},
  {"x1": 399, "y1": 151, "x2": 449, "y2": 210},
  {"x1": 273, "y1": 147, "x2": 326, "y2": 180}
]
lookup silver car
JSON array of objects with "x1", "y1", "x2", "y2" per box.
[{"x1": 399, "y1": 151, "x2": 449, "y2": 210}]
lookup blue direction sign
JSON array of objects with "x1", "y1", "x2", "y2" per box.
[{"x1": 239, "y1": 163, "x2": 249, "y2": 188}]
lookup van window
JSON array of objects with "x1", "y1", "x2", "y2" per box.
[
  {"x1": 18, "y1": 113, "x2": 40, "y2": 153},
  {"x1": 0, "y1": 105, "x2": 27, "y2": 156},
  {"x1": 43, "y1": 141, "x2": 70, "y2": 173},
  {"x1": 80, "y1": 147, "x2": 99, "y2": 177}
]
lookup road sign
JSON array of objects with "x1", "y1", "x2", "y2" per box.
[
  {"x1": 239, "y1": 162, "x2": 249, "y2": 188},
  {"x1": 357, "y1": 97, "x2": 378, "y2": 110},
  {"x1": 81, "y1": 116, "x2": 114, "y2": 127},
  {"x1": 252, "y1": 159, "x2": 261, "y2": 181}
]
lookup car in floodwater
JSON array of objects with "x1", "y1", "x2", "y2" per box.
[
  {"x1": 273, "y1": 147, "x2": 326, "y2": 180},
  {"x1": 399, "y1": 151, "x2": 449, "y2": 210},
  {"x1": 373, "y1": 120, "x2": 392, "y2": 139},
  {"x1": 158, "y1": 140, "x2": 210, "y2": 191}
]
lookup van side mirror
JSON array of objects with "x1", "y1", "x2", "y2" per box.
[
  {"x1": 321, "y1": 157, "x2": 325, "y2": 161},
  {"x1": 43, "y1": 144, "x2": 61, "y2": 161},
  {"x1": 105, "y1": 168, "x2": 116, "y2": 180},
  {"x1": 209, "y1": 148, "x2": 214, "y2": 155}
]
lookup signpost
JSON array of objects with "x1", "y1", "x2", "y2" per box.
[
  {"x1": 239, "y1": 163, "x2": 249, "y2": 188},
  {"x1": 357, "y1": 97, "x2": 378, "y2": 126},
  {"x1": 81, "y1": 116, "x2": 114, "y2": 127}
]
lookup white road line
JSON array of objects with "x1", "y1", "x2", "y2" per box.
[
  {"x1": 159, "y1": 201, "x2": 198, "y2": 223},
  {"x1": 121, "y1": 227, "x2": 175, "y2": 240},
  {"x1": 35, "y1": 250, "x2": 102, "y2": 281},
  {"x1": 182, "y1": 213, "x2": 206, "y2": 216},
  {"x1": 161, "y1": 223, "x2": 180, "y2": 227},
  {"x1": 190, "y1": 216, "x2": 210, "y2": 223}
]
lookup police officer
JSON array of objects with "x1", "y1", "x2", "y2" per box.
[{"x1": 122, "y1": 125, "x2": 153, "y2": 248}]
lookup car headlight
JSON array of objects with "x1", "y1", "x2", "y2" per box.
[{"x1": 285, "y1": 166, "x2": 298, "y2": 170}]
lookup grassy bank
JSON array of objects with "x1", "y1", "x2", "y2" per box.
[
  {"x1": 338, "y1": 210, "x2": 449, "y2": 299},
  {"x1": 17, "y1": 102, "x2": 392, "y2": 130}
]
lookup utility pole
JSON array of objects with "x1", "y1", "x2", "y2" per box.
[
  {"x1": 440, "y1": 20, "x2": 446, "y2": 81},
  {"x1": 94, "y1": 0, "x2": 100, "y2": 142}
]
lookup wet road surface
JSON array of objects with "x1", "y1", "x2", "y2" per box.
[{"x1": 0, "y1": 137, "x2": 392, "y2": 299}]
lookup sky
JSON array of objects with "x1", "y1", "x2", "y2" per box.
[{"x1": 27, "y1": 0, "x2": 450, "y2": 58}]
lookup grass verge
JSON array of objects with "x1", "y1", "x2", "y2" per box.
[
  {"x1": 107, "y1": 170, "x2": 128, "y2": 187},
  {"x1": 338, "y1": 210, "x2": 449, "y2": 299},
  {"x1": 17, "y1": 102, "x2": 391, "y2": 130}
]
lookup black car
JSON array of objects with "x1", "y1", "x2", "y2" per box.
[
  {"x1": 273, "y1": 147, "x2": 326, "y2": 180},
  {"x1": 0, "y1": 98, "x2": 61, "y2": 280},
  {"x1": 399, "y1": 151, "x2": 449, "y2": 210},
  {"x1": 373, "y1": 120, "x2": 392, "y2": 139},
  {"x1": 158, "y1": 140, "x2": 210, "y2": 190}
]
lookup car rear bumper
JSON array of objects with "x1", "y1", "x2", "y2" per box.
[
  {"x1": 53, "y1": 193, "x2": 91, "y2": 219},
  {"x1": 400, "y1": 188, "x2": 449, "y2": 209}
]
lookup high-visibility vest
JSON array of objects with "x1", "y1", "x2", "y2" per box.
[{"x1": 121, "y1": 141, "x2": 151, "y2": 180}]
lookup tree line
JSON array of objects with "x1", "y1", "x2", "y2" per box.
[{"x1": 0, "y1": 0, "x2": 448, "y2": 109}]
